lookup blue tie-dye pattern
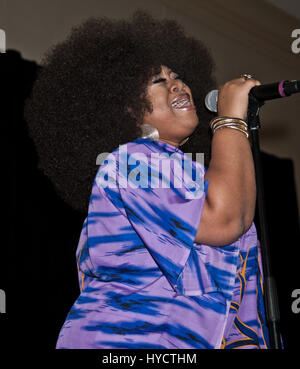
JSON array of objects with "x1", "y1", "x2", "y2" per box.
[
  {"x1": 205, "y1": 264, "x2": 237, "y2": 299},
  {"x1": 124, "y1": 197, "x2": 195, "y2": 248},
  {"x1": 88, "y1": 233, "x2": 140, "y2": 248},
  {"x1": 56, "y1": 138, "x2": 270, "y2": 349},
  {"x1": 98, "y1": 341, "x2": 167, "y2": 349},
  {"x1": 89, "y1": 211, "x2": 121, "y2": 218},
  {"x1": 83, "y1": 320, "x2": 213, "y2": 349},
  {"x1": 146, "y1": 247, "x2": 196, "y2": 292},
  {"x1": 109, "y1": 243, "x2": 146, "y2": 256},
  {"x1": 76, "y1": 296, "x2": 100, "y2": 305},
  {"x1": 67, "y1": 308, "x2": 89, "y2": 320},
  {"x1": 104, "y1": 290, "x2": 202, "y2": 316}
]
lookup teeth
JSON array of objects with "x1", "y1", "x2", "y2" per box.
[{"x1": 172, "y1": 98, "x2": 190, "y2": 108}]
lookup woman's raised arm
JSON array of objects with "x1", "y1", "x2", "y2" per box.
[{"x1": 195, "y1": 77, "x2": 260, "y2": 246}]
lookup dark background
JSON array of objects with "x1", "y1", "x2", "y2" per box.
[{"x1": 2, "y1": 50, "x2": 300, "y2": 350}]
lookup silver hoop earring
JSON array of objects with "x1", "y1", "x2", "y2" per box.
[
  {"x1": 179, "y1": 137, "x2": 189, "y2": 146},
  {"x1": 139, "y1": 124, "x2": 159, "y2": 141}
]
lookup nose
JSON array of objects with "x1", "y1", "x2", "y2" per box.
[{"x1": 170, "y1": 79, "x2": 185, "y2": 94}]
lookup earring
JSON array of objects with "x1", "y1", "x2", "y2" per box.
[
  {"x1": 139, "y1": 124, "x2": 159, "y2": 141},
  {"x1": 179, "y1": 137, "x2": 189, "y2": 146}
]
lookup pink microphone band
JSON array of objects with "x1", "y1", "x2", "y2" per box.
[{"x1": 278, "y1": 80, "x2": 287, "y2": 97}]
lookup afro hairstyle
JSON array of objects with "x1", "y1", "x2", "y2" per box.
[{"x1": 24, "y1": 10, "x2": 216, "y2": 214}]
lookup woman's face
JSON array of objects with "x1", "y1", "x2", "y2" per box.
[{"x1": 141, "y1": 65, "x2": 199, "y2": 147}]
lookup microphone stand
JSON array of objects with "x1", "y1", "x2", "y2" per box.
[{"x1": 247, "y1": 94, "x2": 282, "y2": 349}]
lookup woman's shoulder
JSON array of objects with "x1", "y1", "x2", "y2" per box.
[
  {"x1": 101, "y1": 139, "x2": 183, "y2": 168},
  {"x1": 112, "y1": 138, "x2": 178, "y2": 156}
]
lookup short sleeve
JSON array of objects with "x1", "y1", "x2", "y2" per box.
[{"x1": 96, "y1": 140, "x2": 208, "y2": 293}]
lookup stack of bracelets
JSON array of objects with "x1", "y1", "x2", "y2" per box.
[{"x1": 210, "y1": 116, "x2": 249, "y2": 138}]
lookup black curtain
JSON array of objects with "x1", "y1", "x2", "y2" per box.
[
  {"x1": 254, "y1": 152, "x2": 300, "y2": 349},
  {"x1": 3, "y1": 50, "x2": 84, "y2": 350}
]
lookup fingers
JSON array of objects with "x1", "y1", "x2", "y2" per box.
[
  {"x1": 240, "y1": 76, "x2": 261, "y2": 86},
  {"x1": 235, "y1": 77, "x2": 260, "y2": 86},
  {"x1": 240, "y1": 77, "x2": 260, "y2": 85},
  {"x1": 225, "y1": 77, "x2": 261, "y2": 93},
  {"x1": 221, "y1": 77, "x2": 260, "y2": 88},
  {"x1": 217, "y1": 76, "x2": 261, "y2": 120}
]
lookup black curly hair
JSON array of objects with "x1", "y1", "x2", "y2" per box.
[{"x1": 24, "y1": 10, "x2": 216, "y2": 214}]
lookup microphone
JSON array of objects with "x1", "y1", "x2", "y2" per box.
[{"x1": 205, "y1": 80, "x2": 300, "y2": 112}]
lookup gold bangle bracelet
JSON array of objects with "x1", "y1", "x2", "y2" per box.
[
  {"x1": 211, "y1": 121, "x2": 248, "y2": 131},
  {"x1": 210, "y1": 116, "x2": 248, "y2": 123},
  {"x1": 213, "y1": 125, "x2": 249, "y2": 138},
  {"x1": 211, "y1": 119, "x2": 247, "y2": 128},
  {"x1": 210, "y1": 116, "x2": 248, "y2": 130}
]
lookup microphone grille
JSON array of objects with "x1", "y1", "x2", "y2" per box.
[{"x1": 205, "y1": 89, "x2": 218, "y2": 112}]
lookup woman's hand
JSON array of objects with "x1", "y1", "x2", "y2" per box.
[{"x1": 217, "y1": 77, "x2": 261, "y2": 120}]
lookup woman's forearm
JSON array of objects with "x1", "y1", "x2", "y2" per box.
[{"x1": 204, "y1": 127, "x2": 256, "y2": 233}]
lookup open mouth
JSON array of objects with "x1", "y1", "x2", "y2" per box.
[{"x1": 171, "y1": 94, "x2": 194, "y2": 109}]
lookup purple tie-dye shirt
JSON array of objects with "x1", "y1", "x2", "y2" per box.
[{"x1": 56, "y1": 138, "x2": 269, "y2": 349}]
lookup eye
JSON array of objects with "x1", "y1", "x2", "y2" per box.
[{"x1": 152, "y1": 77, "x2": 166, "y2": 84}]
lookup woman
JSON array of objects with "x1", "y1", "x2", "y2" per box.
[{"x1": 25, "y1": 11, "x2": 269, "y2": 349}]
